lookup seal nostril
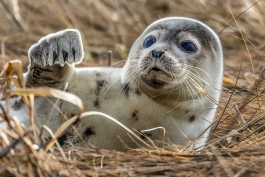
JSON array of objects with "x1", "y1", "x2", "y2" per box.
[{"x1": 152, "y1": 50, "x2": 164, "y2": 58}]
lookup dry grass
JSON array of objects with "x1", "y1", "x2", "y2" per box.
[{"x1": 1, "y1": 0, "x2": 265, "y2": 176}]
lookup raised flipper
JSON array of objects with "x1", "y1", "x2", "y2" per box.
[{"x1": 26, "y1": 29, "x2": 84, "y2": 87}]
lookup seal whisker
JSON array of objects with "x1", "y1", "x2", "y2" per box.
[
  {"x1": 186, "y1": 71, "x2": 210, "y2": 87},
  {"x1": 185, "y1": 76, "x2": 206, "y2": 109},
  {"x1": 111, "y1": 59, "x2": 127, "y2": 67},
  {"x1": 184, "y1": 64, "x2": 211, "y2": 80}
]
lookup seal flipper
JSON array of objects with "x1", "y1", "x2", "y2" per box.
[{"x1": 26, "y1": 29, "x2": 84, "y2": 87}]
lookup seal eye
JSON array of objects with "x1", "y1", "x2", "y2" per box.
[
  {"x1": 180, "y1": 41, "x2": 197, "y2": 53},
  {"x1": 143, "y1": 35, "x2": 156, "y2": 48}
]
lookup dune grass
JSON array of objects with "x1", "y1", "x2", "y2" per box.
[{"x1": 1, "y1": 0, "x2": 265, "y2": 176}]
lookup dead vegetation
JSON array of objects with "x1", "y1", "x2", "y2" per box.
[{"x1": 1, "y1": 0, "x2": 265, "y2": 176}]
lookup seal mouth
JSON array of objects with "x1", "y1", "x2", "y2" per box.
[
  {"x1": 141, "y1": 75, "x2": 167, "y2": 88},
  {"x1": 141, "y1": 66, "x2": 175, "y2": 88},
  {"x1": 151, "y1": 67, "x2": 161, "y2": 72},
  {"x1": 148, "y1": 66, "x2": 173, "y2": 78}
]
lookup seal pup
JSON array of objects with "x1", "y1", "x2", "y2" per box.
[{"x1": 3, "y1": 17, "x2": 223, "y2": 151}]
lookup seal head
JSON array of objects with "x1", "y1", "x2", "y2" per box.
[{"x1": 122, "y1": 17, "x2": 222, "y2": 101}]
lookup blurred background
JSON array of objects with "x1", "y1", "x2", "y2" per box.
[{"x1": 0, "y1": 0, "x2": 265, "y2": 86}]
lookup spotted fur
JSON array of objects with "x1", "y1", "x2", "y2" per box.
[{"x1": 3, "y1": 17, "x2": 223, "y2": 151}]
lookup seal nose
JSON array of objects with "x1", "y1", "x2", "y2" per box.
[{"x1": 152, "y1": 50, "x2": 164, "y2": 58}]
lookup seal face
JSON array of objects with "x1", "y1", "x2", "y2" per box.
[
  {"x1": 2, "y1": 17, "x2": 223, "y2": 151},
  {"x1": 140, "y1": 33, "x2": 194, "y2": 89},
  {"x1": 123, "y1": 17, "x2": 223, "y2": 101}
]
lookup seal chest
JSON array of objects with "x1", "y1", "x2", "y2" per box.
[{"x1": 8, "y1": 17, "x2": 223, "y2": 151}]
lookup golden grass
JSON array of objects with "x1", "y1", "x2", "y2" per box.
[{"x1": 1, "y1": 0, "x2": 265, "y2": 176}]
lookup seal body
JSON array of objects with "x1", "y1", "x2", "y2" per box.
[{"x1": 3, "y1": 17, "x2": 223, "y2": 151}]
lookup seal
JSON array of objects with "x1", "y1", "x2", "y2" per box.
[{"x1": 4, "y1": 17, "x2": 223, "y2": 151}]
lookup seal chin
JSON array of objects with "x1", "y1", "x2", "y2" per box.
[{"x1": 141, "y1": 76, "x2": 168, "y2": 88}]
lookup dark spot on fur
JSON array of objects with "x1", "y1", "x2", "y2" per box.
[
  {"x1": 140, "y1": 132, "x2": 152, "y2": 140},
  {"x1": 95, "y1": 80, "x2": 107, "y2": 95},
  {"x1": 122, "y1": 83, "x2": 130, "y2": 96},
  {"x1": 58, "y1": 134, "x2": 68, "y2": 146},
  {"x1": 94, "y1": 99, "x2": 100, "y2": 108},
  {"x1": 185, "y1": 110, "x2": 189, "y2": 113},
  {"x1": 135, "y1": 88, "x2": 141, "y2": 96},
  {"x1": 11, "y1": 99, "x2": 23, "y2": 110},
  {"x1": 69, "y1": 113, "x2": 75, "y2": 118},
  {"x1": 83, "y1": 127, "x2": 95, "y2": 137},
  {"x1": 122, "y1": 83, "x2": 141, "y2": 96},
  {"x1": 96, "y1": 73, "x2": 100, "y2": 77},
  {"x1": 132, "y1": 110, "x2": 139, "y2": 121},
  {"x1": 189, "y1": 115, "x2": 196, "y2": 122}
]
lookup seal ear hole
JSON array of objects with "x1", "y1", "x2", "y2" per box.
[
  {"x1": 143, "y1": 35, "x2": 156, "y2": 48},
  {"x1": 180, "y1": 41, "x2": 197, "y2": 53}
]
